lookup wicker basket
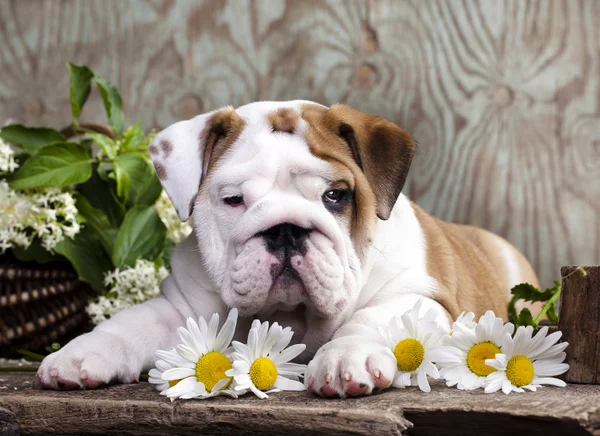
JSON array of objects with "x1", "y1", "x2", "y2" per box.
[{"x1": 0, "y1": 252, "x2": 93, "y2": 358}]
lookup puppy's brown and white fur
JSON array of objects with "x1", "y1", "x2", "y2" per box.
[{"x1": 38, "y1": 101, "x2": 539, "y2": 397}]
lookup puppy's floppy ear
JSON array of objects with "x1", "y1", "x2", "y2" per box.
[
  {"x1": 324, "y1": 104, "x2": 416, "y2": 220},
  {"x1": 149, "y1": 107, "x2": 245, "y2": 221}
]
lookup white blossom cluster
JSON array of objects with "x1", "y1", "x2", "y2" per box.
[
  {"x1": 155, "y1": 191, "x2": 192, "y2": 243},
  {"x1": 0, "y1": 138, "x2": 19, "y2": 174},
  {"x1": 0, "y1": 181, "x2": 33, "y2": 251},
  {"x1": 0, "y1": 141, "x2": 80, "y2": 252},
  {"x1": 86, "y1": 259, "x2": 169, "y2": 325}
]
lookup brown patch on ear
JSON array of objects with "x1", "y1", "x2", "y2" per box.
[
  {"x1": 160, "y1": 139, "x2": 173, "y2": 158},
  {"x1": 324, "y1": 104, "x2": 416, "y2": 220},
  {"x1": 268, "y1": 108, "x2": 298, "y2": 134},
  {"x1": 149, "y1": 144, "x2": 159, "y2": 155},
  {"x1": 199, "y1": 107, "x2": 246, "y2": 178},
  {"x1": 300, "y1": 103, "x2": 377, "y2": 260},
  {"x1": 153, "y1": 162, "x2": 167, "y2": 180}
]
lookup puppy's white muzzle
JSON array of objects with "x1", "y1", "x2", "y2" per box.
[{"x1": 220, "y1": 196, "x2": 360, "y2": 317}]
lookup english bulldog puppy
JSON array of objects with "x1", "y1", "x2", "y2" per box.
[{"x1": 38, "y1": 101, "x2": 539, "y2": 397}]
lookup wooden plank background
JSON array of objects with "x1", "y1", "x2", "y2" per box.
[{"x1": 0, "y1": 0, "x2": 598, "y2": 288}]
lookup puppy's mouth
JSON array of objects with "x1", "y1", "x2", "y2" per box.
[{"x1": 269, "y1": 250, "x2": 304, "y2": 288}]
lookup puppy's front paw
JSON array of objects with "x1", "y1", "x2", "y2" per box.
[
  {"x1": 305, "y1": 336, "x2": 396, "y2": 398},
  {"x1": 38, "y1": 331, "x2": 137, "y2": 390}
]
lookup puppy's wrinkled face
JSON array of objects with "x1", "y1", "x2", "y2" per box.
[
  {"x1": 150, "y1": 101, "x2": 416, "y2": 318},
  {"x1": 194, "y1": 103, "x2": 363, "y2": 317}
]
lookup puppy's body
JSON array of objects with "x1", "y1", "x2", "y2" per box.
[{"x1": 38, "y1": 101, "x2": 539, "y2": 397}]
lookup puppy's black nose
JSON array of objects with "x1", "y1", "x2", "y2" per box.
[{"x1": 262, "y1": 223, "x2": 311, "y2": 253}]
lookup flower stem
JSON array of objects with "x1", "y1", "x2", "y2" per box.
[
  {"x1": 17, "y1": 349, "x2": 46, "y2": 362},
  {"x1": 532, "y1": 267, "x2": 587, "y2": 326},
  {"x1": 533, "y1": 288, "x2": 561, "y2": 326}
]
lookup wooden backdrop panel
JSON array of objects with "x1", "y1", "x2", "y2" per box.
[{"x1": 0, "y1": 0, "x2": 598, "y2": 287}]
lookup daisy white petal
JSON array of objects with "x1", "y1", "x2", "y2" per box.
[
  {"x1": 270, "y1": 328, "x2": 294, "y2": 355},
  {"x1": 250, "y1": 385, "x2": 269, "y2": 399},
  {"x1": 177, "y1": 344, "x2": 200, "y2": 363},
  {"x1": 531, "y1": 376, "x2": 567, "y2": 387},
  {"x1": 273, "y1": 375, "x2": 305, "y2": 391},
  {"x1": 164, "y1": 377, "x2": 201, "y2": 399},
  {"x1": 155, "y1": 350, "x2": 195, "y2": 369},
  {"x1": 162, "y1": 367, "x2": 196, "y2": 381},
  {"x1": 205, "y1": 313, "x2": 220, "y2": 351},
  {"x1": 417, "y1": 370, "x2": 431, "y2": 392},
  {"x1": 272, "y1": 343, "x2": 306, "y2": 365},
  {"x1": 214, "y1": 308, "x2": 238, "y2": 352}
]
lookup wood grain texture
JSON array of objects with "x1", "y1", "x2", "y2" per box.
[
  {"x1": 1, "y1": 372, "x2": 600, "y2": 435},
  {"x1": 0, "y1": 0, "x2": 599, "y2": 287},
  {"x1": 559, "y1": 266, "x2": 600, "y2": 384}
]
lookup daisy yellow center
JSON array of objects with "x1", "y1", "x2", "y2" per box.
[
  {"x1": 466, "y1": 342, "x2": 501, "y2": 376},
  {"x1": 393, "y1": 338, "x2": 424, "y2": 372},
  {"x1": 506, "y1": 355, "x2": 534, "y2": 387},
  {"x1": 168, "y1": 379, "x2": 181, "y2": 388},
  {"x1": 195, "y1": 351, "x2": 232, "y2": 391},
  {"x1": 250, "y1": 357, "x2": 278, "y2": 390}
]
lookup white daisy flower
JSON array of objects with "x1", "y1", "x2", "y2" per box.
[
  {"x1": 158, "y1": 309, "x2": 240, "y2": 400},
  {"x1": 226, "y1": 319, "x2": 307, "y2": 399},
  {"x1": 440, "y1": 310, "x2": 514, "y2": 390},
  {"x1": 379, "y1": 299, "x2": 461, "y2": 393},
  {"x1": 484, "y1": 325, "x2": 569, "y2": 395}
]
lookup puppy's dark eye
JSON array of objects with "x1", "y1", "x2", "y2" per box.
[
  {"x1": 224, "y1": 195, "x2": 244, "y2": 207},
  {"x1": 322, "y1": 189, "x2": 345, "y2": 205}
]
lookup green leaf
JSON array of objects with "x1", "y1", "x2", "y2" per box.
[
  {"x1": 54, "y1": 228, "x2": 113, "y2": 292},
  {"x1": 113, "y1": 153, "x2": 162, "y2": 206},
  {"x1": 121, "y1": 122, "x2": 146, "y2": 152},
  {"x1": 0, "y1": 125, "x2": 66, "y2": 154},
  {"x1": 11, "y1": 239, "x2": 56, "y2": 264},
  {"x1": 94, "y1": 76, "x2": 124, "y2": 136},
  {"x1": 85, "y1": 131, "x2": 116, "y2": 159},
  {"x1": 75, "y1": 194, "x2": 116, "y2": 256},
  {"x1": 78, "y1": 165, "x2": 125, "y2": 227},
  {"x1": 8, "y1": 143, "x2": 92, "y2": 189},
  {"x1": 67, "y1": 62, "x2": 94, "y2": 119},
  {"x1": 510, "y1": 283, "x2": 554, "y2": 303},
  {"x1": 517, "y1": 308, "x2": 535, "y2": 328},
  {"x1": 112, "y1": 206, "x2": 166, "y2": 267}
]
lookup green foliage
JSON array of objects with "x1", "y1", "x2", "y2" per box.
[
  {"x1": 2, "y1": 62, "x2": 169, "y2": 294},
  {"x1": 121, "y1": 122, "x2": 149, "y2": 152},
  {"x1": 8, "y1": 143, "x2": 93, "y2": 189},
  {"x1": 85, "y1": 131, "x2": 117, "y2": 159},
  {"x1": 75, "y1": 195, "x2": 116, "y2": 256},
  {"x1": 12, "y1": 238, "x2": 58, "y2": 264},
  {"x1": 78, "y1": 166, "x2": 125, "y2": 228},
  {"x1": 54, "y1": 228, "x2": 113, "y2": 292},
  {"x1": 112, "y1": 206, "x2": 166, "y2": 268},
  {"x1": 113, "y1": 152, "x2": 162, "y2": 206},
  {"x1": 94, "y1": 76, "x2": 125, "y2": 136},
  {"x1": 67, "y1": 62, "x2": 94, "y2": 120},
  {"x1": 509, "y1": 270, "x2": 586, "y2": 330},
  {"x1": 0, "y1": 125, "x2": 66, "y2": 154}
]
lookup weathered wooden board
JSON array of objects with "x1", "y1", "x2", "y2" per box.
[
  {"x1": 0, "y1": 0, "x2": 599, "y2": 288},
  {"x1": 559, "y1": 266, "x2": 600, "y2": 384},
  {"x1": 0, "y1": 372, "x2": 599, "y2": 435}
]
